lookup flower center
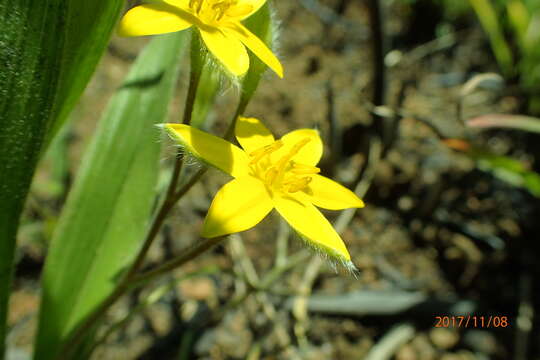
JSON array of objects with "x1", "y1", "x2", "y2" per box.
[
  {"x1": 189, "y1": 0, "x2": 253, "y2": 25},
  {"x1": 248, "y1": 138, "x2": 320, "y2": 194}
]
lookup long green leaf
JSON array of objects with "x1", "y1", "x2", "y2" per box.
[
  {"x1": 472, "y1": 150, "x2": 540, "y2": 197},
  {"x1": 469, "y1": 0, "x2": 514, "y2": 76},
  {"x1": 34, "y1": 32, "x2": 187, "y2": 360},
  {"x1": 45, "y1": 1, "x2": 125, "y2": 146},
  {"x1": 0, "y1": 1, "x2": 122, "y2": 359}
]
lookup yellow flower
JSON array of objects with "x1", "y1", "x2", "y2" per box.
[
  {"x1": 118, "y1": 0, "x2": 283, "y2": 78},
  {"x1": 163, "y1": 116, "x2": 364, "y2": 264}
]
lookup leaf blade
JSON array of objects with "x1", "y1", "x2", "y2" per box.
[
  {"x1": 0, "y1": 1, "x2": 122, "y2": 358},
  {"x1": 34, "y1": 32, "x2": 187, "y2": 360}
]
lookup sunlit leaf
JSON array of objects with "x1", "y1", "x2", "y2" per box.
[
  {"x1": 34, "y1": 32, "x2": 187, "y2": 360},
  {"x1": 469, "y1": 0, "x2": 514, "y2": 76},
  {"x1": 0, "y1": 1, "x2": 122, "y2": 358}
]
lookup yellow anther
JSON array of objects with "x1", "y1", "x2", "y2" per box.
[
  {"x1": 286, "y1": 177, "x2": 312, "y2": 193},
  {"x1": 249, "y1": 140, "x2": 283, "y2": 165},
  {"x1": 189, "y1": 0, "x2": 203, "y2": 13},
  {"x1": 273, "y1": 137, "x2": 312, "y2": 184},
  {"x1": 291, "y1": 163, "x2": 320, "y2": 175},
  {"x1": 289, "y1": 138, "x2": 311, "y2": 156},
  {"x1": 190, "y1": 0, "x2": 244, "y2": 22},
  {"x1": 265, "y1": 167, "x2": 279, "y2": 185},
  {"x1": 212, "y1": 2, "x2": 229, "y2": 19}
]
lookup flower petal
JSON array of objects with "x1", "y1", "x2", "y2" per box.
[
  {"x1": 302, "y1": 175, "x2": 365, "y2": 210},
  {"x1": 202, "y1": 176, "x2": 273, "y2": 237},
  {"x1": 275, "y1": 129, "x2": 323, "y2": 166},
  {"x1": 235, "y1": 116, "x2": 275, "y2": 153},
  {"x1": 163, "y1": 0, "x2": 191, "y2": 10},
  {"x1": 226, "y1": 22, "x2": 283, "y2": 78},
  {"x1": 118, "y1": 4, "x2": 193, "y2": 37},
  {"x1": 164, "y1": 124, "x2": 250, "y2": 178},
  {"x1": 274, "y1": 195, "x2": 351, "y2": 261},
  {"x1": 199, "y1": 28, "x2": 249, "y2": 76},
  {"x1": 236, "y1": 0, "x2": 267, "y2": 19}
]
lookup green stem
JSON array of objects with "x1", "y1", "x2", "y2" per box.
[
  {"x1": 131, "y1": 236, "x2": 226, "y2": 287},
  {"x1": 125, "y1": 32, "x2": 203, "y2": 281},
  {"x1": 224, "y1": 93, "x2": 250, "y2": 141}
]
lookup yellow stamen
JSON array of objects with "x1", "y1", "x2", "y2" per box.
[
  {"x1": 291, "y1": 162, "x2": 321, "y2": 175},
  {"x1": 265, "y1": 167, "x2": 279, "y2": 185},
  {"x1": 249, "y1": 140, "x2": 283, "y2": 165},
  {"x1": 189, "y1": 0, "x2": 246, "y2": 22},
  {"x1": 273, "y1": 138, "x2": 311, "y2": 184},
  {"x1": 189, "y1": 0, "x2": 203, "y2": 13},
  {"x1": 286, "y1": 177, "x2": 312, "y2": 193},
  {"x1": 212, "y1": 2, "x2": 228, "y2": 20}
]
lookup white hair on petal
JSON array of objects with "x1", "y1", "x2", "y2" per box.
[{"x1": 289, "y1": 229, "x2": 359, "y2": 275}]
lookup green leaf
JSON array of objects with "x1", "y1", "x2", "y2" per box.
[
  {"x1": 45, "y1": 1, "x2": 125, "y2": 146},
  {"x1": 0, "y1": 1, "x2": 122, "y2": 358},
  {"x1": 34, "y1": 32, "x2": 188, "y2": 360},
  {"x1": 469, "y1": 0, "x2": 514, "y2": 76},
  {"x1": 467, "y1": 113, "x2": 540, "y2": 134},
  {"x1": 507, "y1": 0, "x2": 530, "y2": 43},
  {"x1": 471, "y1": 149, "x2": 540, "y2": 197}
]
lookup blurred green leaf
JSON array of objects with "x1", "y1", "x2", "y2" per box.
[
  {"x1": 469, "y1": 0, "x2": 514, "y2": 76},
  {"x1": 0, "y1": 1, "x2": 122, "y2": 358},
  {"x1": 507, "y1": 0, "x2": 529, "y2": 42},
  {"x1": 472, "y1": 149, "x2": 540, "y2": 197},
  {"x1": 34, "y1": 32, "x2": 187, "y2": 360},
  {"x1": 35, "y1": 125, "x2": 72, "y2": 200},
  {"x1": 467, "y1": 113, "x2": 540, "y2": 134}
]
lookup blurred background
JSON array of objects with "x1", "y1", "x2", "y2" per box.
[{"x1": 9, "y1": 0, "x2": 540, "y2": 359}]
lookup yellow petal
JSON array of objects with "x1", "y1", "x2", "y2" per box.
[
  {"x1": 202, "y1": 176, "x2": 273, "y2": 237},
  {"x1": 235, "y1": 116, "x2": 275, "y2": 153},
  {"x1": 236, "y1": 0, "x2": 267, "y2": 19},
  {"x1": 226, "y1": 22, "x2": 283, "y2": 78},
  {"x1": 118, "y1": 4, "x2": 193, "y2": 37},
  {"x1": 199, "y1": 28, "x2": 249, "y2": 76},
  {"x1": 302, "y1": 175, "x2": 365, "y2": 210},
  {"x1": 164, "y1": 124, "x2": 250, "y2": 178},
  {"x1": 163, "y1": 0, "x2": 191, "y2": 9},
  {"x1": 274, "y1": 129, "x2": 323, "y2": 166},
  {"x1": 274, "y1": 195, "x2": 351, "y2": 261}
]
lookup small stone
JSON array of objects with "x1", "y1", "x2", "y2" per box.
[
  {"x1": 430, "y1": 328, "x2": 459, "y2": 350},
  {"x1": 396, "y1": 344, "x2": 417, "y2": 360},
  {"x1": 145, "y1": 303, "x2": 173, "y2": 336},
  {"x1": 178, "y1": 278, "x2": 216, "y2": 301},
  {"x1": 462, "y1": 330, "x2": 498, "y2": 355}
]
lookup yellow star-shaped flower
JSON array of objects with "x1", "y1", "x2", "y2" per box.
[
  {"x1": 118, "y1": 0, "x2": 283, "y2": 78},
  {"x1": 163, "y1": 116, "x2": 364, "y2": 264}
]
